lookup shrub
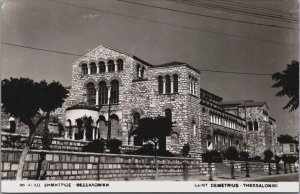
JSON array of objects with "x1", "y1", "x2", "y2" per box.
[
  {"x1": 157, "y1": 149, "x2": 174, "y2": 157},
  {"x1": 250, "y1": 155, "x2": 262, "y2": 162},
  {"x1": 135, "y1": 143, "x2": 155, "y2": 156},
  {"x1": 225, "y1": 146, "x2": 239, "y2": 161},
  {"x1": 240, "y1": 151, "x2": 249, "y2": 161},
  {"x1": 202, "y1": 150, "x2": 223, "y2": 163},
  {"x1": 107, "y1": 139, "x2": 122, "y2": 154},
  {"x1": 82, "y1": 139, "x2": 105, "y2": 153},
  {"x1": 182, "y1": 143, "x2": 190, "y2": 157},
  {"x1": 134, "y1": 143, "x2": 175, "y2": 157}
]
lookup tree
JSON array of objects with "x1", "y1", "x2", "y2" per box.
[
  {"x1": 35, "y1": 131, "x2": 53, "y2": 180},
  {"x1": 272, "y1": 60, "x2": 299, "y2": 112},
  {"x1": 1, "y1": 78, "x2": 69, "y2": 180},
  {"x1": 289, "y1": 156, "x2": 298, "y2": 173},
  {"x1": 282, "y1": 155, "x2": 288, "y2": 174},
  {"x1": 107, "y1": 138, "x2": 122, "y2": 154},
  {"x1": 274, "y1": 155, "x2": 281, "y2": 174},
  {"x1": 240, "y1": 151, "x2": 250, "y2": 178},
  {"x1": 131, "y1": 116, "x2": 173, "y2": 179},
  {"x1": 225, "y1": 146, "x2": 239, "y2": 179},
  {"x1": 182, "y1": 143, "x2": 190, "y2": 181},
  {"x1": 277, "y1": 134, "x2": 298, "y2": 144},
  {"x1": 202, "y1": 150, "x2": 221, "y2": 181},
  {"x1": 264, "y1": 150, "x2": 273, "y2": 175},
  {"x1": 286, "y1": 156, "x2": 294, "y2": 173}
]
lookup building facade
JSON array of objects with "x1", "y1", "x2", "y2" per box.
[{"x1": 2, "y1": 44, "x2": 278, "y2": 157}]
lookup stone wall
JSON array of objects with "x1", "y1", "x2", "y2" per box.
[
  {"x1": 1, "y1": 148, "x2": 213, "y2": 180},
  {"x1": 1, "y1": 132, "x2": 141, "y2": 153},
  {"x1": 54, "y1": 45, "x2": 204, "y2": 157}
]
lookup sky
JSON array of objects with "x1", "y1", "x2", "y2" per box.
[{"x1": 1, "y1": 0, "x2": 299, "y2": 136}]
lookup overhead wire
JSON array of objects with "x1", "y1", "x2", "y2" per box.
[
  {"x1": 116, "y1": 0, "x2": 298, "y2": 29},
  {"x1": 164, "y1": 0, "x2": 298, "y2": 23},
  {"x1": 2, "y1": 42, "x2": 274, "y2": 76},
  {"x1": 45, "y1": 0, "x2": 298, "y2": 46}
]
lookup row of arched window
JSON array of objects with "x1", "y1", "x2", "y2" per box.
[
  {"x1": 158, "y1": 74, "x2": 179, "y2": 94},
  {"x1": 214, "y1": 135, "x2": 234, "y2": 146},
  {"x1": 210, "y1": 115, "x2": 237, "y2": 129},
  {"x1": 86, "y1": 80, "x2": 119, "y2": 105},
  {"x1": 81, "y1": 59, "x2": 124, "y2": 75},
  {"x1": 247, "y1": 121, "x2": 259, "y2": 131}
]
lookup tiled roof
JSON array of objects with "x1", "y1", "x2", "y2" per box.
[
  {"x1": 219, "y1": 100, "x2": 267, "y2": 108},
  {"x1": 153, "y1": 61, "x2": 201, "y2": 74},
  {"x1": 156, "y1": 61, "x2": 186, "y2": 67}
]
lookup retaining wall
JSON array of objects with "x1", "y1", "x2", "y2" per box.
[{"x1": 1, "y1": 148, "x2": 212, "y2": 180}]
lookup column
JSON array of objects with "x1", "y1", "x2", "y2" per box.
[
  {"x1": 83, "y1": 128, "x2": 86, "y2": 141},
  {"x1": 170, "y1": 78, "x2": 174, "y2": 93},
  {"x1": 87, "y1": 64, "x2": 91, "y2": 74},
  {"x1": 97, "y1": 64, "x2": 100, "y2": 73},
  {"x1": 64, "y1": 130, "x2": 69, "y2": 139},
  {"x1": 95, "y1": 127, "x2": 98, "y2": 139},
  {"x1": 115, "y1": 60, "x2": 118, "y2": 72},
  {"x1": 107, "y1": 86, "x2": 111, "y2": 104},
  {"x1": 163, "y1": 78, "x2": 166, "y2": 94},
  {"x1": 95, "y1": 87, "x2": 99, "y2": 105},
  {"x1": 92, "y1": 128, "x2": 95, "y2": 140},
  {"x1": 139, "y1": 68, "x2": 142, "y2": 77},
  {"x1": 105, "y1": 60, "x2": 108, "y2": 73},
  {"x1": 72, "y1": 128, "x2": 75, "y2": 140}
]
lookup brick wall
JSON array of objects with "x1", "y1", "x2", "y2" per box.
[{"x1": 1, "y1": 148, "x2": 213, "y2": 180}]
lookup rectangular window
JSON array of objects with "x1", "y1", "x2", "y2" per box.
[{"x1": 290, "y1": 144, "x2": 295, "y2": 152}]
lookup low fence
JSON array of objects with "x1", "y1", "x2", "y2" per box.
[
  {"x1": 1, "y1": 148, "x2": 213, "y2": 180},
  {"x1": 215, "y1": 160, "x2": 295, "y2": 174}
]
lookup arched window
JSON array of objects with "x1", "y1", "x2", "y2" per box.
[
  {"x1": 158, "y1": 76, "x2": 163, "y2": 94},
  {"x1": 254, "y1": 121, "x2": 258, "y2": 131},
  {"x1": 99, "y1": 81, "x2": 108, "y2": 105},
  {"x1": 173, "y1": 74, "x2": 178, "y2": 93},
  {"x1": 117, "y1": 59, "x2": 123, "y2": 71},
  {"x1": 86, "y1": 82, "x2": 96, "y2": 105},
  {"x1": 98, "y1": 115, "x2": 107, "y2": 139},
  {"x1": 110, "y1": 114, "x2": 120, "y2": 139},
  {"x1": 81, "y1": 63, "x2": 88, "y2": 75},
  {"x1": 136, "y1": 64, "x2": 140, "y2": 77},
  {"x1": 248, "y1": 122, "x2": 253, "y2": 131},
  {"x1": 90, "y1": 62, "x2": 97, "y2": 74},
  {"x1": 110, "y1": 80, "x2": 119, "y2": 104},
  {"x1": 165, "y1": 108, "x2": 172, "y2": 122},
  {"x1": 108, "y1": 60, "x2": 115, "y2": 72},
  {"x1": 133, "y1": 112, "x2": 140, "y2": 125},
  {"x1": 141, "y1": 67, "x2": 145, "y2": 78},
  {"x1": 99, "y1": 61, "x2": 106, "y2": 73},
  {"x1": 165, "y1": 75, "x2": 171, "y2": 94}
]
